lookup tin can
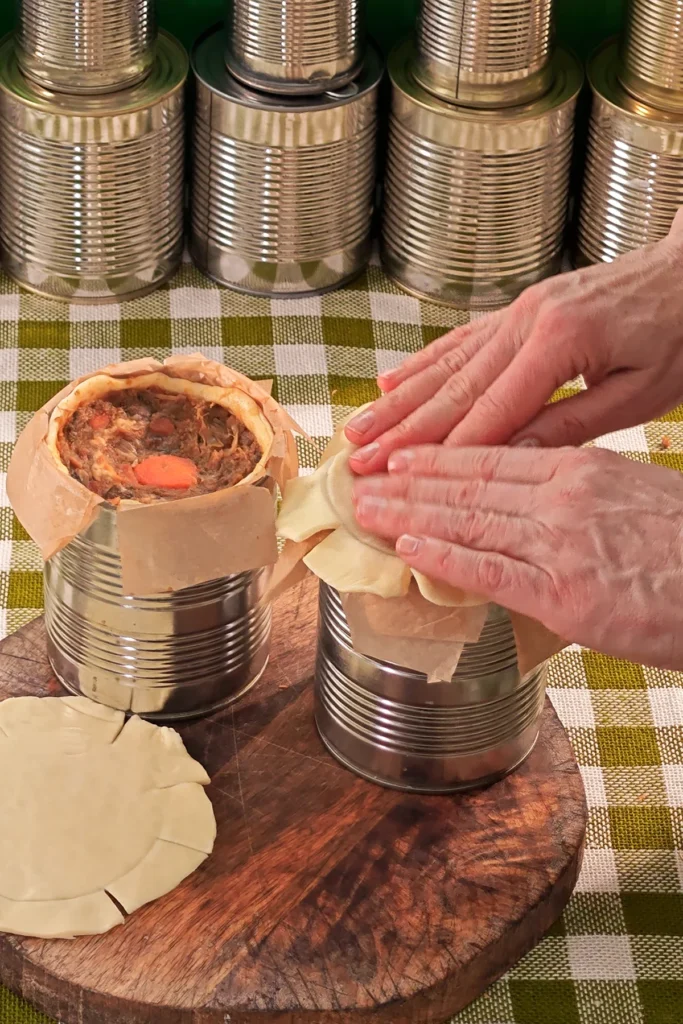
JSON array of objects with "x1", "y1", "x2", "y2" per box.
[
  {"x1": 415, "y1": 0, "x2": 555, "y2": 108},
  {"x1": 0, "y1": 32, "x2": 187, "y2": 304},
  {"x1": 190, "y1": 27, "x2": 381, "y2": 298},
  {"x1": 44, "y1": 505, "x2": 272, "y2": 721},
  {"x1": 226, "y1": 0, "x2": 364, "y2": 96},
  {"x1": 577, "y1": 41, "x2": 683, "y2": 265},
  {"x1": 619, "y1": 0, "x2": 683, "y2": 112},
  {"x1": 315, "y1": 585, "x2": 547, "y2": 793},
  {"x1": 18, "y1": 0, "x2": 155, "y2": 95},
  {"x1": 381, "y1": 40, "x2": 581, "y2": 311}
]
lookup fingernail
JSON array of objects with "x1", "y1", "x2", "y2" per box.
[
  {"x1": 350, "y1": 441, "x2": 380, "y2": 464},
  {"x1": 388, "y1": 450, "x2": 414, "y2": 472},
  {"x1": 378, "y1": 366, "x2": 400, "y2": 383},
  {"x1": 397, "y1": 534, "x2": 423, "y2": 556},
  {"x1": 356, "y1": 496, "x2": 387, "y2": 517},
  {"x1": 346, "y1": 409, "x2": 375, "y2": 435},
  {"x1": 513, "y1": 437, "x2": 541, "y2": 448}
]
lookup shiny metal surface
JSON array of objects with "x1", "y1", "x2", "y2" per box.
[
  {"x1": 190, "y1": 27, "x2": 381, "y2": 297},
  {"x1": 18, "y1": 0, "x2": 155, "y2": 94},
  {"x1": 415, "y1": 0, "x2": 554, "y2": 108},
  {"x1": 382, "y1": 41, "x2": 581, "y2": 311},
  {"x1": 315, "y1": 585, "x2": 547, "y2": 793},
  {"x1": 578, "y1": 41, "x2": 683, "y2": 265},
  {"x1": 0, "y1": 33, "x2": 187, "y2": 304},
  {"x1": 45, "y1": 505, "x2": 272, "y2": 720},
  {"x1": 226, "y1": 0, "x2": 364, "y2": 95},
  {"x1": 619, "y1": 0, "x2": 683, "y2": 111}
]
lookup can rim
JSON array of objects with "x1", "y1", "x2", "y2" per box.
[
  {"x1": 389, "y1": 38, "x2": 583, "y2": 122},
  {"x1": 192, "y1": 23, "x2": 383, "y2": 110},
  {"x1": 0, "y1": 31, "x2": 188, "y2": 113},
  {"x1": 589, "y1": 38, "x2": 683, "y2": 125}
]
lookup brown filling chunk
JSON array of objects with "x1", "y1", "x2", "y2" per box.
[{"x1": 57, "y1": 388, "x2": 263, "y2": 504}]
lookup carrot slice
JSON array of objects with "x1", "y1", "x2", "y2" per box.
[
  {"x1": 148, "y1": 416, "x2": 175, "y2": 437},
  {"x1": 133, "y1": 455, "x2": 198, "y2": 490},
  {"x1": 89, "y1": 412, "x2": 111, "y2": 430}
]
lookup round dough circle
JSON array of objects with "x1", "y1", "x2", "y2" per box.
[{"x1": 0, "y1": 696, "x2": 216, "y2": 939}]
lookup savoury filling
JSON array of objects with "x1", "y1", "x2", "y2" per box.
[{"x1": 57, "y1": 388, "x2": 262, "y2": 503}]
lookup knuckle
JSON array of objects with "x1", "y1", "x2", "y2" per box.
[
  {"x1": 444, "y1": 372, "x2": 477, "y2": 407},
  {"x1": 468, "y1": 447, "x2": 505, "y2": 481},
  {"x1": 463, "y1": 509, "x2": 496, "y2": 547},
  {"x1": 387, "y1": 416, "x2": 417, "y2": 446},
  {"x1": 551, "y1": 409, "x2": 590, "y2": 444},
  {"x1": 550, "y1": 448, "x2": 604, "y2": 502},
  {"x1": 432, "y1": 543, "x2": 458, "y2": 579},
  {"x1": 441, "y1": 346, "x2": 468, "y2": 377},
  {"x1": 474, "y1": 388, "x2": 510, "y2": 422},
  {"x1": 475, "y1": 553, "x2": 510, "y2": 594},
  {"x1": 452, "y1": 478, "x2": 482, "y2": 505}
]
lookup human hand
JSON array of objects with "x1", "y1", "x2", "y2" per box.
[
  {"x1": 353, "y1": 445, "x2": 683, "y2": 670},
  {"x1": 345, "y1": 209, "x2": 683, "y2": 474}
]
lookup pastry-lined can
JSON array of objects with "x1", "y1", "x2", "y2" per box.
[
  {"x1": 619, "y1": 0, "x2": 683, "y2": 111},
  {"x1": 190, "y1": 27, "x2": 381, "y2": 298},
  {"x1": 0, "y1": 32, "x2": 187, "y2": 304},
  {"x1": 18, "y1": 0, "x2": 155, "y2": 94},
  {"x1": 415, "y1": 0, "x2": 555, "y2": 107},
  {"x1": 226, "y1": 0, "x2": 364, "y2": 95},
  {"x1": 381, "y1": 41, "x2": 581, "y2": 311},
  {"x1": 577, "y1": 42, "x2": 683, "y2": 265},
  {"x1": 315, "y1": 585, "x2": 547, "y2": 793},
  {"x1": 45, "y1": 505, "x2": 272, "y2": 721}
]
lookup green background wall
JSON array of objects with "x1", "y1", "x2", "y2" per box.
[{"x1": 1, "y1": 2, "x2": 626, "y2": 61}]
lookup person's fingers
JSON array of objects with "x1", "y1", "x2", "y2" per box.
[
  {"x1": 345, "y1": 331, "x2": 486, "y2": 447},
  {"x1": 353, "y1": 472, "x2": 536, "y2": 519},
  {"x1": 393, "y1": 535, "x2": 549, "y2": 617},
  {"x1": 348, "y1": 332, "x2": 520, "y2": 475},
  {"x1": 376, "y1": 313, "x2": 502, "y2": 393},
  {"x1": 445, "y1": 322, "x2": 583, "y2": 446},
  {"x1": 354, "y1": 494, "x2": 544, "y2": 561},
  {"x1": 385, "y1": 444, "x2": 568, "y2": 484},
  {"x1": 345, "y1": 316, "x2": 500, "y2": 447},
  {"x1": 510, "y1": 371, "x2": 651, "y2": 448}
]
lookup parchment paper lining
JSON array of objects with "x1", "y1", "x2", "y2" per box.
[{"x1": 7, "y1": 356, "x2": 303, "y2": 595}]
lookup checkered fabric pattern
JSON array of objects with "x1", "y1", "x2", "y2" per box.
[{"x1": 1, "y1": 253, "x2": 682, "y2": 1024}]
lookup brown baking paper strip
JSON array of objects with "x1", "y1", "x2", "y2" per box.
[
  {"x1": 341, "y1": 589, "x2": 567, "y2": 683},
  {"x1": 7, "y1": 355, "x2": 304, "y2": 595}
]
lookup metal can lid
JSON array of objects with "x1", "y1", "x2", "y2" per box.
[
  {"x1": 389, "y1": 38, "x2": 583, "y2": 124},
  {"x1": 589, "y1": 39, "x2": 683, "y2": 127},
  {"x1": 192, "y1": 24, "x2": 383, "y2": 110},
  {"x1": 0, "y1": 31, "x2": 188, "y2": 114}
]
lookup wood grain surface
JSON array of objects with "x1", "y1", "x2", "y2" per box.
[{"x1": 0, "y1": 576, "x2": 587, "y2": 1024}]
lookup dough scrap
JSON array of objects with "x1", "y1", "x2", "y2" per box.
[
  {"x1": 323, "y1": 450, "x2": 394, "y2": 554},
  {"x1": 0, "y1": 696, "x2": 216, "y2": 939},
  {"x1": 304, "y1": 527, "x2": 411, "y2": 598},
  {"x1": 277, "y1": 461, "x2": 339, "y2": 542},
  {"x1": 412, "y1": 571, "x2": 486, "y2": 609},
  {"x1": 277, "y1": 426, "x2": 486, "y2": 607}
]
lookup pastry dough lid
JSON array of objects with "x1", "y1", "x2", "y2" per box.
[{"x1": 46, "y1": 373, "x2": 274, "y2": 493}]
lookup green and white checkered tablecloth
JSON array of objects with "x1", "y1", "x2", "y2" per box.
[{"x1": 0, "y1": 254, "x2": 682, "y2": 1024}]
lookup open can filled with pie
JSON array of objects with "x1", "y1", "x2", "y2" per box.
[{"x1": 7, "y1": 355, "x2": 301, "y2": 720}]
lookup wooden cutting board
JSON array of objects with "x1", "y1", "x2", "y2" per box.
[{"x1": 0, "y1": 576, "x2": 586, "y2": 1024}]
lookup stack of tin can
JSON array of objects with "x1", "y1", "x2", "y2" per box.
[
  {"x1": 381, "y1": 0, "x2": 583, "y2": 311},
  {"x1": 189, "y1": 5, "x2": 382, "y2": 297},
  {"x1": 0, "y1": 0, "x2": 187, "y2": 303},
  {"x1": 577, "y1": 0, "x2": 683, "y2": 265}
]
